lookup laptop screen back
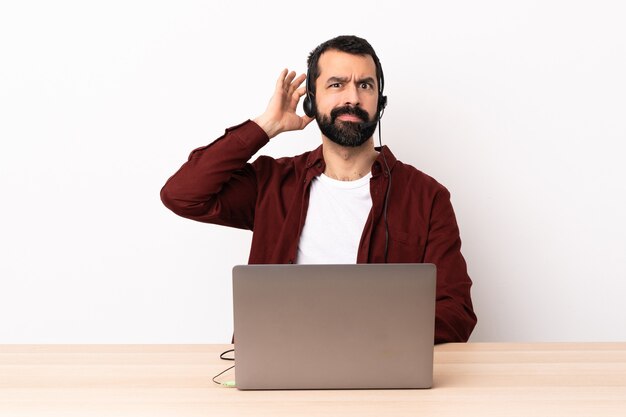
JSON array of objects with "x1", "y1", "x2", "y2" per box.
[{"x1": 232, "y1": 263, "x2": 436, "y2": 390}]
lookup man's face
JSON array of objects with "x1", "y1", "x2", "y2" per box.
[{"x1": 313, "y1": 50, "x2": 380, "y2": 147}]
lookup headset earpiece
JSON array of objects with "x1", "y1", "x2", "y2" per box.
[
  {"x1": 302, "y1": 67, "x2": 316, "y2": 117},
  {"x1": 303, "y1": 94, "x2": 316, "y2": 118},
  {"x1": 379, "y1": 95, "x2": 388, "y2": 114}
]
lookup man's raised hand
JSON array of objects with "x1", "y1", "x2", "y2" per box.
[{"x1": 253, "y1": 69, "x2": 314, "y2": 139}]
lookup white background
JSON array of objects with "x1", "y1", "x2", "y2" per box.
[{"x1": 1, "y1": 0, "x2": 625, "y2": 343}]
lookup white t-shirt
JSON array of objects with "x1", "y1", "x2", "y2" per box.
[{"x1": 296, "y1": 173, "x2": 373, "y2": 264}]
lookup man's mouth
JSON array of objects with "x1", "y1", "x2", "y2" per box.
[
  {"x1": 330, "y1": 105, "x2": 370, "y2": 125},
  {"x1": 336, "y1": 114, "x2": 363, "y2": 122}
]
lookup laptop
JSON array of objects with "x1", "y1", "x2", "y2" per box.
[{"x1": 232, "y1": 263, "x2": 436, "y2": 390}]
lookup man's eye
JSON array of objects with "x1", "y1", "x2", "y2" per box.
[
  {"x1": 330, "y1": 83, "x2": 341, "y2": 88},
  {"x1": 360, "y1": 83, "x2": 372, "y2": 89}
]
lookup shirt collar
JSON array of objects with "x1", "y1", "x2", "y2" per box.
[
  {"x1": 373, "y1": 145, "x2": 397, "y2": 177},
  {"x1": 305, "y1": 145, "x2": 326, "y2": 175},
  {"x1": 305, "y1": 144, "x2": 397, "y2": 178}
]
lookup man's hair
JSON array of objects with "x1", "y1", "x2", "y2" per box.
[{"x1": 306, "y1": 35, "x2": 383, "y2": 96}]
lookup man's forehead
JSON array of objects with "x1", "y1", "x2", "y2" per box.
[{"x1": 317, "y1": 50, "x2": 377, "y2": 79}]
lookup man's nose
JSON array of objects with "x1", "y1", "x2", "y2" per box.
[{"x1": 342, "y1": 83, "x2": 360, "y2": 107}]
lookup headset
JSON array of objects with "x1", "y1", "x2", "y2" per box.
[{"x1": 302, "y1": 54, "x2": 392, "y2": 263}]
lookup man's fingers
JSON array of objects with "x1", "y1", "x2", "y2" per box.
[
  {"x1": 275, "y1": 69, "x2": 289, "y2": 91},
  {"x1": 289, "y1": 86, "x2": 307, "y2": 110},
  {"x1": 293, "y1": 73, "x2": 307, "y2": 88},
  {"x1": 295, "y1": 86, "x2": 307, "y2": 96},
  {"x1": 289, "y1": 74, "x2": 307, "y2": 94},
  {"x1": 275, "y1": 70, "x2": 302, "y2": 102},
  {"x1": 284, "y1": 70, "x2": 297, "y2": 88}
]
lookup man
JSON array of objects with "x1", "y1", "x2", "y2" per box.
[{"x1": 161, "y1": 35, "x2": 477, "y2": 343}]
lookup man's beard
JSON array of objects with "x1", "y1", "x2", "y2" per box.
[{"x1": 316, "y1": 106, "x2": 379, "y2": 148}]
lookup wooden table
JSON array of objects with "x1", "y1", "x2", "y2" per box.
[{"x1": 1, "y1": 343, "x2": 625, "y2": 416}]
